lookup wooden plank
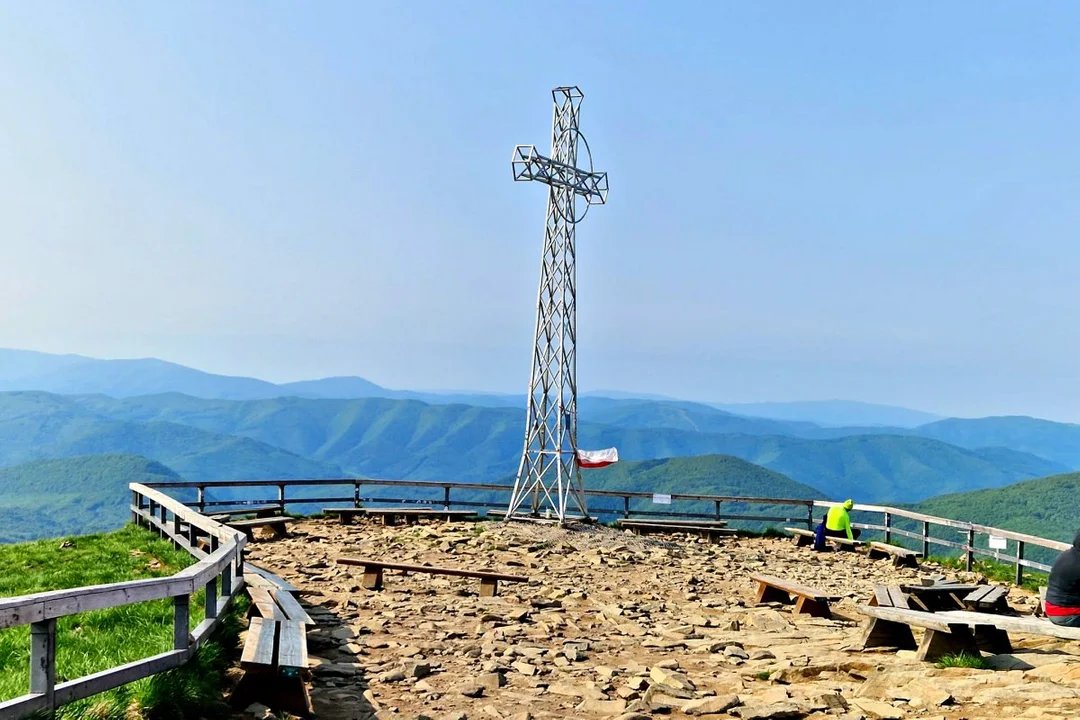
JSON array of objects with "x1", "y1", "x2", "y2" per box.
[
  {"x1": 856, "y1": 605, "x2": 959, "y2": 633},
  {"x1": 750, "y1": 574, "x2": 840, "y2": 602},
  {"x1": 887, "y1": 586, "x2": 908, "y2": 609},
  {"x1": 270, "y1": 589, "x2": 314, "y2": 625},
  {"x1": 227, "y1": 517, "x2": 294, "y2": 529},
  {"x1": 51, "y1": 649, "x2": 187, "y2": 709},
  {"x1": 872, "y1": 585, "x2": 892, "y2": 607},
  {"x1": 785, "y1": 527, "x2": 815, "y2": 537},
  {"x1": 964, "y1": 586, "x2": 994, "y2": 604},
  {"x1": 241, "y1": 617, "x2": 278, "y2": 667},
  {"x1": 0, "y1": 575, "x2": 193, "y2": 630},
  {"x1": 618, "y1": 518, "x2": 728, "y2": 528},
  {"x1": 246, "y1": 563, "x2": 300, "y2": 595},
  {"x1": 337, "y1": 557, "x2": 528, "y2": 583},
  {"x1": 937, "y1": 610, "x2": 1080, "y2": 641},
  {"x1": 277, "y1": 621, "x2": 308, "y2": 668},
  {"x1": 247, "y1": 587, "x2": 288, "y2": 621}
]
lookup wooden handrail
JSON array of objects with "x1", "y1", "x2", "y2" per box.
[{"x1": 0, "y1": 484, "x2": 248, "y2": 720}]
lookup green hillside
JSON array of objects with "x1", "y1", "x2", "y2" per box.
[
  {"x1": 913, "y1": 470, "x2": 1080, "y2": 547},
  {"x1": 61, "y1": 393, "x2": 1064, "y2": 502},
  {"x1": 0, "y1": 391, "x2": 341, "y2": 480},
  {"x1": 583, "y1": 454, "x2": 826, "y2": 527},
  {"x1": 0, "y1": 454, "x2": 181, "y2": 543}
]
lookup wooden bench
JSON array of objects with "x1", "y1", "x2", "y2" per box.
[
  {"x1": 962, "y1": 585, "x2": 1010, "y2": 613},
  {"x1": 867, "y1": 542, "x2": 920, "y2": 568},
  {"x1": 898, "y1": 582, "x2": 983, "y2": 612},
  {"x1": 337, "y1": 556, "x2": 528, "y2": 597},
  {"x1": 486, "y1": 509, "x2": 596, "y2": 523},
  {"x1": 231, "y1": 570, "x2": 314, "y2": 716},
  {"x1": 618, "y1": 518, "x2": 728, "y2": 528},
  {"x1": 868, "y1": 584, "x2": 911, "y2": 609},
  {"x1": 322, "y1": 507, "x2": 366, "y2": 525},
  {"x1": 859, "y1": 605, "x2": 1080, "y2": 662},
  {"x1": 227, "y1": 516, "x2": 294, "y2": 540},
  {"x1": 751, "y1": 574, "x2": 841, "y2": 618},
  {"x1": 785, "y1": 526, "x2": 864, "y2": 552},
  {"x1": 614, "y1": 520, "x2": 736, "y2": 542},
  {"x1": 210, "y1": 505, "x2": 282, "y2": 521},
  {"x1": 362, "y1": 507, "x2": 479, "y2": 526}
]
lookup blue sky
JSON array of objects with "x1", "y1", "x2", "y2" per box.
[{"x1": 3, "y1": 2, "x2": 1080, "y2": 419}]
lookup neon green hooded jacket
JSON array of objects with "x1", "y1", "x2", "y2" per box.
[{"x1": 825, "y1": 499, "x2": 855, "y2": 540}]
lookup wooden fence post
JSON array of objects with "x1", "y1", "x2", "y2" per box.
[
  {"x1": 965, "y1": 528, "x2": 975, "y2": 571},
  {"x1": 30, "y1": 618, "x2": 56, "y2": 712},
  {"x1": 197, "y1": 486, "x2": 205, "y2": 513},
  {"x1": 922, "y1": 521, "x2": 929, "y2": 559},
  {"x1": 174, "y1": 595, "x2": 190, "y2": 652},
  {"x1": 443, "y1": 485, "x2": 451, "y2": 510},
  {"x1": 221, "y1": 563, "x2": 233, "y2": 597},
  {"x1": 205, "y1": 577, "x2": 218, "y2": 619},
  {"x1": 131, "y1": 489, "x2": 140, "y2": 524},
  {"x1": 805, "y1": 503, "x2": 814, "y2": 530},
  {"x1": 277, "y1": 484, "x2": 286, "y2": 514},
  {"x1": 354, "y1": 482, "x2": 361, "y2": 508},
  {"x1": 884, "y1": 512, "x2": 891, "y2": 544},
  {"x1": 623, "y1": 496, "x2": 631, "y2": 518},
  {"x1": 1016, "y1": 541, "x2": 1025, "y2": 586},
  {"x1": 714, "y1": 499, "x2": 721, "y2": 521}
]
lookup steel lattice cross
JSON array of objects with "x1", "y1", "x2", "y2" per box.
[{"x1": 505, "y1": 86, "x2": 608, "y2": 524}]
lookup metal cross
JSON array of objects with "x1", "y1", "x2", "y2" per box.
[{"x1": 505, "y1": 86, "x2": 608, "y2": 525}]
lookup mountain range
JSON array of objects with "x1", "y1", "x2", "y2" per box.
[{"x1": 4, "y1": 347, "x2": 1080, "y2": 543}]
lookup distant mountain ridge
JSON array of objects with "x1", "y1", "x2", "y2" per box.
[{"x1": 712, "y1": 400, "x2": 942, "y2": 428}]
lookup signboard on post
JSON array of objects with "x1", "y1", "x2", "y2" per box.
[
  {"x1": 652, "y1": 493, "x2": 672, "y2": 505},
  {"x1": 988, "y1": 535, "x2": 1007, "y2": 550}
]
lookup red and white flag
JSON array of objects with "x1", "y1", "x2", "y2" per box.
[{"x1": 576, "y1": 447, "x2": 619, "y2": 469}]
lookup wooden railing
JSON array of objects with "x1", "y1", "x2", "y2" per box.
[
  {"x1": 0, "y1": 484, "x2": 247, "y2": 720},
  {"x1": 148, "y1": 477, "x2": 1070, "y2": 585}
]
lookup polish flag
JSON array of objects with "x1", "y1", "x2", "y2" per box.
[{"x1": 576, "y1": 447, "x2": 619, "y2": 469}]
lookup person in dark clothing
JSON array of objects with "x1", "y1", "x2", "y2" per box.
[{"x1": 1045, "y1": 530, "x2": 1080, "y2": 627}]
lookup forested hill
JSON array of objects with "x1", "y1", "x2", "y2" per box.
[
  {"x1": 0, "y1": 454, "x2": 181, "y2": 543},
  {"x1": 913, "y1": 471, "x2": 1080, "y2": 547}
]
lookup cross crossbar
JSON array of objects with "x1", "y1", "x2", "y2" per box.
[{"x1": 512, "y1": 145, "x2": 608, "y2": 203}]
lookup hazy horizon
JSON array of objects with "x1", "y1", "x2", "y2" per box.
[{"x1": 6, "y1": 3, "x2": 1080, "y2": 420}]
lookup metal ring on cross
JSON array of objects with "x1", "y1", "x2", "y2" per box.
[{"x1": 552, "y1": 127, "x2": 596, "y2": 226}]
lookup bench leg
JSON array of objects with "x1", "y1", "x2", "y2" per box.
[
  {"x1": 362, "y1": 566, "x2": 384, "y2": 591},
  {"x1": 341, "y1": 513, "x2": 352, "y2": 526},
  {"x1": 271, "y1": 522, "x2": 288, "y2": 538},
  {"x1": 868, "y1": 548, "x2": 886, "y2": 561},
  {"x1": 231, "y1": 668, "x2": 312, "y2": 718},
  {"x1": 973, "y1": 625, "x2": 1012, "y2": 654},
  {"x1": 793, "y1": 596, "x2": 831, "y2": 619},
  {"x1": 382, "y1": 514, "x2": 396, "y2": 526},
  {"x1": 894, "y1": 555, "x2": 918, "y2": 569},
  {"x1": 793, "y1": 534, "x2": 812, "y2": 548},
  {"x1": 479, "y1": 578, "x2": 498, "y2": 597},
  {"x1": 755, "y1": 582, "x2": 791, "y2": 605},
  {"x1": 917, "y1": 626, "x2": 980, "y2": 663},
  {"x1": 860, "y1": 617, "x2": 918, "y2": 651}
]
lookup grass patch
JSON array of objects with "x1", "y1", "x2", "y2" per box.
[
  {"x1": 0, "y1": 524, "x2": 245, "y2": 718},
  {"x1": 934, "y1": 652, "x2": 991, "y2": 670},
  {"x1": 754, "y1": 671, "x2": 771, "y2": 680},
  {"x1": 928, "y1": 554, "x2": 1046, "y2": 592}
]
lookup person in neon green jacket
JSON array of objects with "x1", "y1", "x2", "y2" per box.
[{"x1": 824, "y1": 499, "x2": 860, "y2": 541}]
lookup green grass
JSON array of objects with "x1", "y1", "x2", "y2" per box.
[
  {"x1": 0, "y1": 524, "x2": 245, "y2": 719},
  {"x1": 934, "y1": 652, "x2": 991, "y2": 670},
  {"x1": 927, "y1": 554, "x2": 1046, "y2": 592}
]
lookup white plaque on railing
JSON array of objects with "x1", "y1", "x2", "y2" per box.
[
  {"x1": 652, "y1": 493, "x2": 672, "y2": 505},
  {"x1": 988, "y1": 535, "x2": 1007, "y2": 550}
]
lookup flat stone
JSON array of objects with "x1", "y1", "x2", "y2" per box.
[
  {"x1": 731, "y1": 702, "x2": 805, "y2": 720},
  {"x1": 575, "y1": 699, "x2": 628, "y2": 715},
  {"x1": 477, "y1": 673, "x2": 505, "y2": 692},
  {"x1": 684, "y1": 695, "x2": 740, "y2": 715},
  {"x1": 459, "y1": 683, "x2": 485, "y2": 698},
  {"x1": 850, "y1": 698, "x2": 904, "y2": 719}
]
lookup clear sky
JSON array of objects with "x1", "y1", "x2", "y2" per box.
[{"x1": 3, "y1": 2, "x2": 1080, "y2": 420}]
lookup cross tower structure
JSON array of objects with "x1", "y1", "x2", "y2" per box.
[{"x1": 504, "y1": 86, "x2": 608, "y2": 524}]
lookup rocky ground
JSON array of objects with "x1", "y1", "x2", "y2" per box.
[{"x1": 238, "y1": 518, "x2": 1080, "y2": 720}]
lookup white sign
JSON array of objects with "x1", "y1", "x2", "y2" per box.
[
  {"x1": 652, "y1": 493, "x2": 672, "y2": 505},
  {"x1": 988, "y1": 535, "x2": 1007, "y2": 550}
]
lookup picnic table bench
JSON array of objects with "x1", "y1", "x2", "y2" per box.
[
  {"x1": 226, "y1": 516, "x2": 294, "y2": 540},
  {"x1": 231, "y1": 567, "x2": 314, "y2": 716},
  {"x1": 868, "y1": 584, "x2": 911, "y2": 609},
  {"x1": 962, "y1": 585, "x2": 1011, "y2": 613},
  {"x1": 337, "y1": 556, "x2": 529, "y2": 597},
  {"x1": 867, "y1": 542, "x2": 921, "y2": 568},
  {"x1": 751, "y1": 574, "x2": 841, "y2": 618},
  {"x1": 618, "y1": 518, "x2": 728, "y2": 528},
  {"x1": 898, "y1": 582, "x2": 983, "y2": 612},
  {"x1": 209, "y1": 505, "x2": 282, "y2": 521},
  {"x1": 358, "y1": 507, "x2": 479, "y2": 526},
  {"x1": 614, "y1": 519, "x2": 736, "y2": 542},
  {"x1": 785, "y1": 526, "x2": 864, "y2": 552},
  {"x1": 858, "y1": 604, "x2": 1080, "y2": 662}
]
